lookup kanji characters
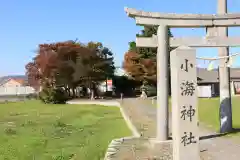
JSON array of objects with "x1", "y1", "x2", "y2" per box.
[
  {"x1": 181, "y1": 59, "x2": 193, "y2": 72},
  {"x1": 180, "y1": 81, "x2": 195, "y2": 96},
  {"x1": 181, "y1": 105, "x2": 196, "y2": 122},
  {"x1": 181, "y1": 132, "x2": 197, "y2": 146}
]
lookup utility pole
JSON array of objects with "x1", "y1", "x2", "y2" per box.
[{"x1": 217, "y1": 0, "x2": 233, "y2": 133}]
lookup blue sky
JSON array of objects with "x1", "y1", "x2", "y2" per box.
[{"x1": 1, "y1": 0, "x2": 240, "y2": 76}]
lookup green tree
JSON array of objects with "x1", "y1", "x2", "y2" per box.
[{"x1": 78, "y1": 42, "x2": 115, "y2": 99}]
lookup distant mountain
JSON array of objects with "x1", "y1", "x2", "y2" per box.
[{"x1": 0, "y1": 75, "x2": 27, "y2": 79}]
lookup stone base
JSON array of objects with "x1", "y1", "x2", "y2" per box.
[
  {"x1": 148, "y1": 138, "x2": 173, "y2": 160},
  {"x1": 149, "y1": 138, "x2": 172, "y2": 148}
]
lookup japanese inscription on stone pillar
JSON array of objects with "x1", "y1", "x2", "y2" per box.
[{"x1": 170, "y1": 46, "x2": 199, "y2": 160}]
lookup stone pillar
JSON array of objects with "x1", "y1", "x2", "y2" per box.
[
  {"x1": 170, "y1": 47, "x2": 199, "y2": 160},
  {"x1": 157, "y1": 25, "x2": 169, "y2": 141}
]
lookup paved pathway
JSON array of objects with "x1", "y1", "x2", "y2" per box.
[{"x1": 120, "y1": 98, "x2": 240, "y2": 160}]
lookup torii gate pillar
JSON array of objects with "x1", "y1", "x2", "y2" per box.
[
  {"x1": 217, "y1": 0, "x2": 233, "y2": 133},
  {"x1": 157, "y1": 25, "x2": 169, "y2": 141}
]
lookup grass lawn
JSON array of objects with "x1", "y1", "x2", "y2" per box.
[
  {"x1": 0, "y1": 100, "x2": 131, "y2": 160},
  {"x1": 198, "y1": 97, "x2": 240, "y2": 132}
]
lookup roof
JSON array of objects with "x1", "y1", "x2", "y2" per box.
[
  {"x1": 197, "y1": 68, "x2": 219, "y2": 83},
  {"x1": 0, "y1": 75, "x2": 28, "y2": 86},
  {"x1": 197, "y1": 68, "x2": 240, "y2": 83},
  {"x1": 230, "y1": 68, "x2": 240, "y2": 79}
]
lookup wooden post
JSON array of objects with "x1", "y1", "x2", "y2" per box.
[
  {"x1": 170, "y1": 47, "x2": 199, "y2": 160},
  {"x1": 217, "y1": 0, "x2": 233, "y2": 133},
  {"x1": 157, "y1": 25, "x2": 169, "y2": 141}
]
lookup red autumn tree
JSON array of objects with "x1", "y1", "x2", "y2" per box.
[
  {"x1": 25, "y1": 40, "x2": 115, "y2": 99},
  {"x1": 25, "y1": 41, "x2": 81, "y2": 92},
  {"x1": 123, "y1": 50, "x2": 156, "y2": 85},
  {"x1": 25, "y1": 61, "x2": 41, "y2": 91},
  {"x1": 123, "y1": 26, "x2": 172, "y2": 86}
]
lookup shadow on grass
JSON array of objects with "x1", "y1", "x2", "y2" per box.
[{"x1": 200, "y1": 128, "x2": 240, "y2": 140}]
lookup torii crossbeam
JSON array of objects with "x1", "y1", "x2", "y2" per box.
[
  {"x1": 125, "y1": 7, "x2": 240, "y2": 27},
  {"x1": 125, "y1": 7, "x2": 240, "y2": 47}
]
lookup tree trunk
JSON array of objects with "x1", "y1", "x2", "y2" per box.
[
  {"x1": 90, "y1": 89, "x2": 94, "y2": 100},
  {"x1": 66, "y1": 88, "x2": 70, "y2": 97},
  {"x1": 72, "y1": 88, "x2": 76, "y2": 98}
]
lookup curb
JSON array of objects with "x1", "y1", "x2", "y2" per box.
[
  {"x1": 66, "y1": 100, "x2": 141, "y2": 160},
  {"x1": 103, "y1": 102, "x2": 141, "y2": 160}
]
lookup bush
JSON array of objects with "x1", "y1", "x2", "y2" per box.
[
  {"x1": 103, "y1": 91, "x2": 113, "y2": 97},
  {"x1": 39, "y1": 87, "x2": 68, "y2": 104}
]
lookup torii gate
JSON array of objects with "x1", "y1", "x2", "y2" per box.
[{"x1": 124, "y1": 7, "x2": 240, "y2": 142}]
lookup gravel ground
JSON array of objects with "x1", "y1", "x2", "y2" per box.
[{"x1": 113, "y1": 98, "x2": 240, "y2": 160}]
